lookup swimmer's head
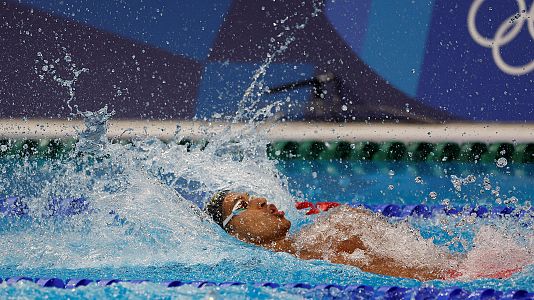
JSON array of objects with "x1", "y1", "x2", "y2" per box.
[
  {"x1": 206, "y1": 191, "x2": 291, "y2": 245},
  {"x1": 205, "y1": 190, "x2": 230, "y2": 228}
]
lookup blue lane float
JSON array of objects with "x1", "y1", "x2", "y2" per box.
[
  {"x1": 36, "y1": 278, "x2": 66, "y2": 288},
  {"x1": 1, "y1": 196, "x2": 531, "y2": 219},
  {"x1": 65, "y1": 279, "x2": 94, "y2": 289},
  {"x1": 352, "y1": 203, "x2": 531, "y2": 219},
  {"x1": 2, "y1": 277, "x2": 532, "y2": 299},
  {"x1": 162, "y1": 280, "x2": 186, "y2": 288},
  {"x1": 0, "y1": 196, "x2": 88, "y2": 217}
]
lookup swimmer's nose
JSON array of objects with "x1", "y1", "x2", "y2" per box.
[{"x1": 249, "y1": 197, "x2": 267, "y2": 209}]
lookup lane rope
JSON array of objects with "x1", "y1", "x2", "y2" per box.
[{"x1": 1, "y1": 277, "x2": 532, "y2": 298}]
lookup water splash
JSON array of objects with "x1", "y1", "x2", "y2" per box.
[
  {"x1": 35, "y1": 49, "x2": 88, "y2": 115},
  {"x1": 1, "y1": 45, "x2": 301, "y2": 270},
  {"x1": 0, "y1": 111, "x2": 282, "y2": 268},
  {"x1": 1, "y1": 1, "x2": 532, "y2": 289},
  {"x1": 235, "y1": 1, "x2": 323, "y2": 122},
  {"x1": 74, "y1": 106, "x2": 114, "y2": 155}
]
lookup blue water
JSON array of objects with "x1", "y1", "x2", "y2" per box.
[
  {"x1": 0, "y1": 157, "x2": 533, "y2": 299},
  {"x1": 279, "y1": 160, "x2": 534, "y2": 207}
]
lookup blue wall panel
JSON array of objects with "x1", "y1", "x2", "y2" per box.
[
  {"x1": 5, "y1": 0, "x2": 534, "y2": 121},
  {"x1": 360, "y1": 0, "x2": 435, "y2": 97},
  {"x1": 17, "y1": 0, "x2": 231, "y2": 60},
  {"x1": 417, "y1": 0, "x2": 534, "y2": 121},
  {"x1": 325, "y1": 0, "x2": 372, "y2": 54}
]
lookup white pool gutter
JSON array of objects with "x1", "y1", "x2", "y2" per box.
[{"x1": 0, "y1": 119, "x2": 533, "y2": 143}]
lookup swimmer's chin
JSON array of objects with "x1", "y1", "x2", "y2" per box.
[
  {"x1": 234, "y1": 233, "x2": 289, "y2": 246},
  {"x1": 233, "y1": 222, "x2": 291, "y2": 246}
]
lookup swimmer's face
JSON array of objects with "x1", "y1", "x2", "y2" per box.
[{"x1": 221, "y1": 192, "x2": 291, "y2": 245}]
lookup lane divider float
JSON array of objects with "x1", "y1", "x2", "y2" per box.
[
  {"x1": 1, "y1": 277, "x2": 532, "y2": 299},
  {"x1": 1, "y1": 196, "x2": 530, "y2": 219},
  {"x1": 1, "y1": 139, "x2": 534, "y2": 163}
]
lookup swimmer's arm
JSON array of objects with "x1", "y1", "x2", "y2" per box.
[
  {"x1": 326, "y1": 210, "x2": 452, "y2": 281},
  {"x1": 291, "y1": 233, "x2": 367, "y2": 261},
  {"x1": 329, "y1": 238, "x2": 449, "y2": 281},
  {"x1": 333, "y1": 253, "x2": 449, "y2": 281},
  {"x1": 335, "y1": 235, "x2": 367, "y2": 253}
]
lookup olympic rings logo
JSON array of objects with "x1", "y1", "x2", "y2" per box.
[{"x1": 467, "y1": 0, "x2": 534, "y2": 75}]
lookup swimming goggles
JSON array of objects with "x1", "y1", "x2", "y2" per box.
[{"x1": 222, "y1": 199, "x2": 248, "y2": 228}]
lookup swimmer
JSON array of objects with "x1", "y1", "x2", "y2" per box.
[{"x1": 205, "y1": 191, "x2": 533, "y2": 281}]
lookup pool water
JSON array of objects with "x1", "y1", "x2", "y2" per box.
[
  {"x1": 0, "y1": 109, "x2": 532, "y2": 298},
  {"x1": 0, "y1": 152, "x2": 532, "y2": 299},
  {"x1": 280, "y1": 160, "x2": 534, "y2": 207}
]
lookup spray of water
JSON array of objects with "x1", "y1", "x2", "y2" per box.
[
  {"x1": 0, "y1": 1, "x2": 327, "y2": 270},
  {"x1": 235, "y1": 1, "x2": 322, "y2": 122},
  {"x1": 35, "y1": 48, "x2": 88, "y2": 116},
  {"x1": 1, "y1": 0, "x2": 532, "y2": 284}
]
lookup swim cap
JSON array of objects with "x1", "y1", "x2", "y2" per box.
[{"x1": 205, "y1": 190, "x2": 230, "y2": 228}]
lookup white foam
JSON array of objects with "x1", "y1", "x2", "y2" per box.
[{"x1": 458, "y1": 225, "x2": 534, "y2": 279}]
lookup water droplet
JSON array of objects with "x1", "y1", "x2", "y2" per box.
[
  {"x1": 465, "y1": 175, "x2": 476, "y2": 183},
  {"x1": 388, "y1": 184, "x2": 394, "y2": 190},
  {"x1": 311, "y1": 172, "x2": 317, "y2": 179},
  {"x1": 483, "y1": 177, "x2": 492, "y2": 190},
  {"x1": 414, "y1": 176, "x2": 423, "y2": 184},
  {"x1": 505, "y1": 196, "x2": 518, "y2": 205},
  {"x1": 429, "y1": 191, "x2": 438, "y2": 200},
  {"x1": 64, "y1": 55, "x2": 72, "y2": 62},
  {"x1": 388, "y1": 170, "x2": 395, "y2": 176},
  {"x1": 496, "y1": 157, "x2": 507, "y2": 168},
  {"x1": 451, "y1": 175, "x2": 462, "y2": 191},
  {"x1": 341, "y1": 105, "x2": 348, "y2": 111}
]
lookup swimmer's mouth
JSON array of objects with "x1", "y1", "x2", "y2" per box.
[{"x1": 269, "y1": 204, "x2": 285, "y2": 217}]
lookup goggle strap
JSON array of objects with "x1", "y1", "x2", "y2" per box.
[{"x1": 222, "y1": 205, "x2": 247, "y2": 228}]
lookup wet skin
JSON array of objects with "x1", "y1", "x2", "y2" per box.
[
  {"x1": 220, "y1": 192, "x2": 452, "y2": 281},
  {"x1": 221, "y1": 192, "x2": 291, "y2": 244}
]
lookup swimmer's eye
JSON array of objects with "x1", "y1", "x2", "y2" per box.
[
  {"x1": 222, "y1": 199, "x2": 248, "y2": 228},
  {"x1": 234, "y1": 200, "x2": 248, "y2": 211}
]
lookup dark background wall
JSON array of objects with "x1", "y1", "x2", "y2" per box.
[{"x1": 1, "y1": 0, "x2": 533, "y2": 122}]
